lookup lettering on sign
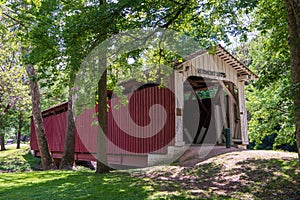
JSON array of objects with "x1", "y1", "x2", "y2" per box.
[{"x1": 197, "y1": 69, "x2": 226, "y2": 78}]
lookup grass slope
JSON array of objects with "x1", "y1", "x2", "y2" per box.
[
  {"x1": 0, "y1": 145, "x2": 40, "y2": 173},
  {"x1": 0, "y1": 147, "x2": 299, "y2": 199}
]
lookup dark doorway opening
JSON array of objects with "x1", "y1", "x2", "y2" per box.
[{"x1": 183, "y1": 76, "x2": 227, "y2": 145}]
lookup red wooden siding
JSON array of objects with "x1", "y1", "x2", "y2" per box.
[
  {"x1": 107, "y1": 87, "x2": 175, "y2": 154},
  {"x1": 30, "y1": 112, "x2": 67, "y2": 153},
  {"x1": 30, "y1": 86, "x2": 175, "y2": 166}
]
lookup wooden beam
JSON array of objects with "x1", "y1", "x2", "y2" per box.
[
  {"x1": 237, "y1": 82, "x2": 249, "y2": 145},
  {"x1": 219, "y1": 87, "x2": 228, "y2": 143},
  {"x1": 218, "y1": 81, "x2": 237, "y2": 104},
  {"x1": 226, "y1": 82, "x2": 235, "y2": 145},
  {"x1": 174, "y1": 72, "x2": 185, "y2": 146},
  {"x1": 219, "y1": 89, "x2": 228, "y2": 127},
  {"x1": 215, "y1": 105, "x2": 223, "y2": 144},
  {"x1": 234, "y1": 118, "x2": 241, "y2": 139},
  {"x1": 213, "y1": 85, "x2": 223, "y2": 101}
]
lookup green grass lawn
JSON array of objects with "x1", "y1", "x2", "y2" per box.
[
  {"x1": 0, "y1": 144, "x2": 40, "y2": 173},
  {"x1": 0, "y1": 146, "x2": 299, "y2": 200},
  {"x1": 0, "y1": 171, "x2": 156, "y2": 199}
]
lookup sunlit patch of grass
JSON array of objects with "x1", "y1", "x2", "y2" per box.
[
  {"x1": 0, "y1": 171, "x2": 156, "y2": 199},
  {"x1": 150, "y1": 191, "x2": 184, "y2": 199},
  {"x1": 1, "y1": 147, "x2": 300, "y2": 199},
  {"x1": 0, "y1": 145, "x2": 40, "y2": 172},
  {"x1": 0, "y1": 145, "x2": 27, "y2": 157}
]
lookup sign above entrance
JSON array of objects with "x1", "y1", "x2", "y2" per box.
[{"x1": 197, "y1": 69, "x2": 226, "y2": 78}]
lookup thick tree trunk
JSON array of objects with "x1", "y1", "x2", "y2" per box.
[
  {"x1": 95, "y1": 0, "x2": 110, "y2": 174},
  {"x1": 16, "y1": 112, "x2": 23, "y2": 149},
  {"x1": 0, "y1": 135, "x2": 5, "y2": 151},
  {"x1": 0, "y1": 104, "x2": 12, "y2": 151},
  {"x1": 60, "y1": 78, "x2": 76, "y2": 170},
  {"x1": 26, "y1": 64, "x2": 57, "y2": 170},
  {"x1": 96, "y1": 69, "x2": 110, "y2": 173},
  {"x1": 285, "y1": 0, "x2": 300, "y2": 163},
  {"x1": 0, "y1": 121, "x2": 5, "y2": 151}
]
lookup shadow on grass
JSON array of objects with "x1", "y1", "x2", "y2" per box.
[
  {"x1": 22, "y1": 151, "x2": 41, "y2": 170},
  {"x1": 0, "y1": 171, "x2": 155, "y2": 200},
  {"x1": 0, "y1": 148, "x2": 40, "y2": 173},
  {"x1": 133, "y1": 158, "x2": 300, "y2": 199},
  {"x1": 1, "y1": 155, "x2": 299, "y2": 199},
  {"x1": 230, "y1": 158, "x2": 300, "y2": 199}
]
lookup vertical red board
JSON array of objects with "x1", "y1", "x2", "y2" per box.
[
  {"x1": 30, "y1": 118, "x2": 38, "y2": 151},
  {"x1": 106, "y1": 86, "x2": 175, "y2": 154}
]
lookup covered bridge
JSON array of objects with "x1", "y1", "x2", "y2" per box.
[{"x1": 30, "y1": 45, "x2": 257, "y2": 168}]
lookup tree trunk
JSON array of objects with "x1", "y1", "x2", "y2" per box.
[
  {"x1": 285, "y1": 0, "x2": 300, "y2": 163},
  {"x1": 0, "y1": 135, "x2": 5, "y2": 151},
  {"x1": 0, "y1": 104, "x2": 12, "y2": 151},
  {"x1": 95, "y1": 0, "x2": 110, "y2": 174},
  {"x1": 60, "y1": 78, "x2": 76, "y2": 170},
  {"x1": 26, "y1": 64, "x2": 57, "y2": 170},
  {"x1": 17, "y1": 112, "x2": 23, "y2": 149},
  {"x1": 0, "y1": 121, "x2": 5, "y2": 151},
  {"x1": 96, "y1": 69, "x2": 110, "y2": 173}
]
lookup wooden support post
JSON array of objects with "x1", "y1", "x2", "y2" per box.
[
  {"x1": 213, "y1": 85, "x2": 223, "y2": 101},
  {"x1": 218, "y1": 81, "x2": 237, "y2": 104},
  {"x1": 214, "y1": 105, "x2": 223, "y2": 144},
  {"x1": 219, "y1": 88, "x2": 228, "y2": 128},
  {"x1": 174, "y1": 72, "x2": 185, "y2": 146},
  {"x1": 219, "y1": 88, "x2": 228, "y2": 143},
  {"x1": 237, "y1": 81, "x2": 249, "y2": 145},
  {"x1": 227, "y1": 82, "x2": 235, "y2": 145},
  {"x1": 213, "y1": 87, "x2": 226, "y2": 144},
  {"x1": 234, "y1": 88, "x2": 242, "y2": 140}
]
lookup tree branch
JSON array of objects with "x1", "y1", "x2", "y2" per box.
[
  {"x1": 161, "y1": 0, "x2": 189, "y2": 28},
  {"x1": 2, "y1": 12, "x2": 27, "y2": 28},
  {"x1": 1, "y1": 104, "x2": 11, "y2": 116}
]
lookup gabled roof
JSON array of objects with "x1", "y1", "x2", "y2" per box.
[
  {"x1": 183, "y1": 45, "x2": 258, "y2": 80},
  {"x1": 216, "y1": 45, "x2": 258, "y2": 79}
]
